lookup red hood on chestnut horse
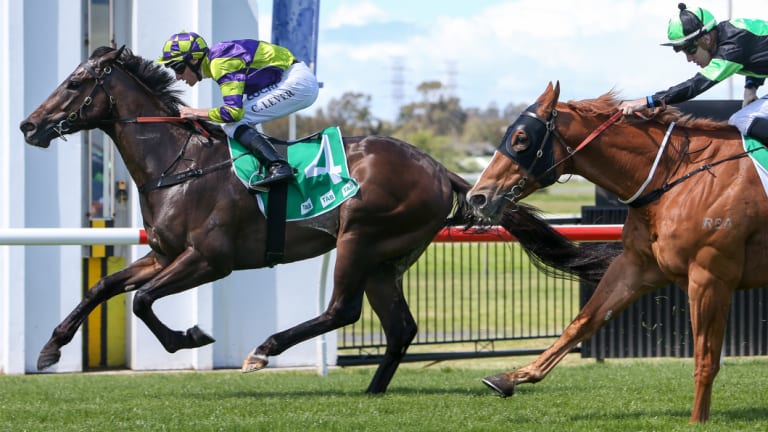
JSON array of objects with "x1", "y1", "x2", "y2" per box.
[
  {"x1": 19, "y1": 48, "x2": 614, "y2": 394},
  {"x1": 467, "y1": 81, "x2": 768, "y2": 423}
]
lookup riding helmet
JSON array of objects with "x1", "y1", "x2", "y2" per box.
[
  {"x1": 661, "y1": 3, "x2": 717, "y2": 47},
  {"x1": 157, "y1": 31, "x2": 209, "y2": 64}
]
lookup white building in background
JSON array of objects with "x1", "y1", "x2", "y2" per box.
[{"x1": 0, "y1": 0, "x2": 335, "y2": 375}]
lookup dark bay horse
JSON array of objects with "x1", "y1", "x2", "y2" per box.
[
  {"x1": 19, "y1": 48, "x2": 613, "y2": 393},
  {"x1": 467, "y1": 81, "x2": 768, "y2": 423}
]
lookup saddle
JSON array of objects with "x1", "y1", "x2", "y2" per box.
[{"x1": 227, "y1": 126, "x2": 360, "y2": 266}]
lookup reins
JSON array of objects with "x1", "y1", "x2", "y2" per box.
[
  {"x1": 508, "y1": 104, "x2": 759, "y2": 209},
  {"x1": 57, "y1": 57, "x2": 232, "y2": 193},
  {"x1": 54, "y1": 62, "x2": 211, "y2": 138},
  {"x1": 547, "y1": 110, "x2": 623, "y2": 176},
  {"x1": 124, "y1": 116, "x2": 211, "y2": 139},
  {"x1": 504, "y1": 110, "x2": 622, "y2": 203}
]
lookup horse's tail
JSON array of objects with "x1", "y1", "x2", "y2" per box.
[
  {"x1": 497, "y1": 203, "x2": 622, "y2": 285},
  {"x1": 445, "y1": 171, "x2": 479, "y2": 227},
  {"x1": 443, "y1": 171, "x2": 619, "y2": 284}
]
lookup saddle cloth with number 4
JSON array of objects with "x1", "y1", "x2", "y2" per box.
[{"x1": 228, "y1": 126, "x2": 360, "y2": 221}]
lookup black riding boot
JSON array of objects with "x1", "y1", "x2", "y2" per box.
[
  {"x1": 747, "y1": 117, "x2": 768, "y2": 146},
  {"x1": 234, "y1": 126, "x2": 294, "y2": 188}
]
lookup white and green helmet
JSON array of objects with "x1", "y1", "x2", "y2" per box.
[{"x1": 662, "y1": 3, "x2": 717, "y2": 47}]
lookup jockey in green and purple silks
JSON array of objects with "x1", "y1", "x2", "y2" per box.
[
  {"x1": 157, "y1": 31, "x2": 319, "y2": 188},
  {"x1": 619, "y1": 3, "x2": 768, "y2": 146}
]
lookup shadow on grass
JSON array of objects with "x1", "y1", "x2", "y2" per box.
[
  {"x1": 566, "y1": 408, "x2": 691, "y2": 423},
  {"x1": 715, "y1": 407, "x2": 768, "y2": 422},
  {"x1": 183, "y1": 372, "x2": 507, "y2": 400},
  {"x1": 223, "y1": 384, "x2": 496, "y2": 399},
  {"x1": 564, "y1": 404, "x2": 768, "y2": 424}
]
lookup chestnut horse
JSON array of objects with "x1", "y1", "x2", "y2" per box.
[
  {"x1": 467, "y1": 81, "x2": 768, "y2": 423},
  {"x1": 20, "y1": 48, "x2": 613, "y2": 393}
]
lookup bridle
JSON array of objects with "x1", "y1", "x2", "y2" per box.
[
  {"x1": 52, "y1": 62, "x2": 118, "y2": 139},
  {"x1": 50, "y1": 55, "x2": 231, "y2": 194},
  {"x1": 498, "y1": 105, "x2": 621, "y2": 204},
  {"x1": 498, "y1": 104, "x2": 759, "y2": 209},
  {"x1": 53, "y1": 58, "x2": 210, "y2": 140}
]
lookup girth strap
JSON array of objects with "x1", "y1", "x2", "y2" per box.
[{"x1": 264, "y1": 143, "x2": 289, "y2": 267}]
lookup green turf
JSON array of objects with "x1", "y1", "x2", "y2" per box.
[{"x1": 2, "y1": 357, "x2": 767, "y2": 431}]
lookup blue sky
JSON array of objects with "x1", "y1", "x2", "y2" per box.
[{"x1": 258, "y1": 0, "x2": 768, "y2": 121}]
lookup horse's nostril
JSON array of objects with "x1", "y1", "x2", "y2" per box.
[
  {"x1": 19, "y1": 121, "x2": 36, "y2": 134},
  {"x1": 469, "y1": 194, "x2": 487, "y2": 208}
]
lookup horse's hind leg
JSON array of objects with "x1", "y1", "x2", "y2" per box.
[
  {"x1": 37, "y1": 253, "x2": 162, "y2": 370},
  {"x1": 483, "y1": 252, "x2": 660, "y2": 396},
  {"x1": 240, "y1": 262, "x2": 414, "y2": 395},
  {"x1": 241, "y1": 270, "x2": 366, "y2": 373},
  {"x1": 362, "y1": 265, "x2": 417, "y2": 394},
  {"x1": 131, "y1": 247, "x2": 229, "y2": 353},
  {"x1": 241, "y1": 243, "x2": 371, "y2": 373},
  {"x1": 686, "y1": 270, "x2": 734, "y2": 423}
]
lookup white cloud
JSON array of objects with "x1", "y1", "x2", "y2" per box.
[
  {"x1": 310, "y1": 0, "x2": 768, "y2": 120},
  {"x1": 326, "y1": 1, "x2": 396, "y2": 29}
]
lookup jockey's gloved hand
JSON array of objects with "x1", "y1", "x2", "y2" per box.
[
  {"x1": 618, "y1": 98, "x2": 647, "y2": 116},
  {"x1": 743, "y1": 87, "x2": 758, "y2": 108}
]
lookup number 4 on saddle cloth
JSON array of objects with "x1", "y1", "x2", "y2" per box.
[{"x1": 228, "y1": 126, "x2": 360, "y2": 221}]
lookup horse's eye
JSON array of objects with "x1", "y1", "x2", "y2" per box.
[
  {"x1": 66, "y1": 80, "x2": 81, "y2": 90},
  {"x1": 512, "y1": 134, "x2": 530, "y2": 152}
]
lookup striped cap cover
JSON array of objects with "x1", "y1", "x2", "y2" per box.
[{"x1": 157, "y1": 31, "x2": 209, "y2": 64}]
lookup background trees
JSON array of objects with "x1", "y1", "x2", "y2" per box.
[{"x1": 262, "y1": 80, "x2": 529, "y2": 173}]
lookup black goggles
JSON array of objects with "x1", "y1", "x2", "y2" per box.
[
  {"x1": 167, "y1": 60, "x2": 186, "y2": 74},
  {"x1": 674, "y1": 40, "x2": 699, "y2": 55}
]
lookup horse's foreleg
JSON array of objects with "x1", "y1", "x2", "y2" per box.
[
  {"x1": 38, "y1": 253, "x2": 162, "y2": 370},
  {"x1": 483, "y1": 252, "x2": 661, "y2": 396},
  {"x1": 131, "y1": 247, "x2": 229, "y2": 353},
  {"x1": 687, "y1": 265, "x2": 734, "y2": 424}
]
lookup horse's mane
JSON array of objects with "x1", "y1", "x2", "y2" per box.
[
  {"x1": 91, "y1": 46, "x2": 225, "y2": 139},
  {"x1": 91, "y1": 46, "x2": 185, "y2": 116},
  {"x1": 564, "y1": 90, "x2": 733, "y2": 132}
]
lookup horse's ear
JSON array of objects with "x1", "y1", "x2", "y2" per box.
[
  {"x1": 537, "y1": 81, "x2": 561, "y2": 109},
  {"x1": 537, "y1": 82, "x2": 553, "y2": 104},
  {"x1": 99, "y1": 45, "x2": 126, "y2": 67}
]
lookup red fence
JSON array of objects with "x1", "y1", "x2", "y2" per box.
[
  {"x1": 435, "y1": 225, "x2": 622, "y2": 242},
  {"x1": 0, "y1": 225, "x2": 625, "y2": 365},
  {"x1": 0, "y1": 225, "x2": 622, "y2": 245}
]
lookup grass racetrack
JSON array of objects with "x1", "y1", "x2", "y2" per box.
[
  {"x1": 2, "y1": 356, "x2": 768, "y2": 431},
  {"x1": 5, "y1": 181, "x2": 762, "y2": 430}
]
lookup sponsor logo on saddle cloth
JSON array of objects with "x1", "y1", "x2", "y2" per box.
[
  {"x1": 743, "y1": 135, "x2": 768, "y2": 198},
  {"x1": 228, "y1": 126, "x2": 360, "y2": 221}
]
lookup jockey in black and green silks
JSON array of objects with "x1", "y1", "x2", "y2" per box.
[{"x1": 619, "y1": 3, "x2": 768, "y2": 145}]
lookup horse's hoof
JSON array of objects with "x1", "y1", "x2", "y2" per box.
[
  {"x1": 482, "y1": 373, "x2": 515, "y2": 397},
  {"x1": 187, "y1": 325, "x2": 215, "y2": 347},
  {"x1": 37, "y1": 350, "x2": 62, "y2": 371},
  {"x1": 241, "y1": 350, "x2": 269, "y2": 373}
]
